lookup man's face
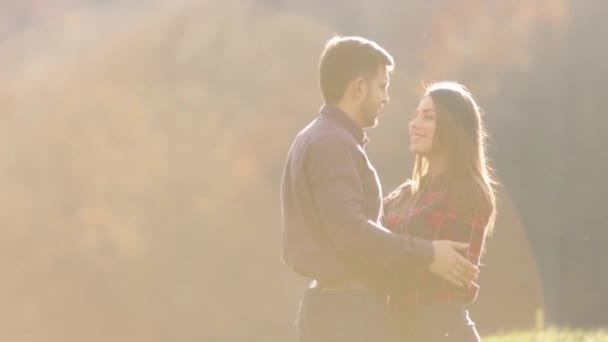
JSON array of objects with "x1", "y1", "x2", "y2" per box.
[{"x1": 357, "y1": 65, "x2": 390, "y2": 128}]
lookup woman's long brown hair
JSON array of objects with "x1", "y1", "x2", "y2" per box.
[{"x1": 408, "y1": 81, "x2": 497, "y2": 235}]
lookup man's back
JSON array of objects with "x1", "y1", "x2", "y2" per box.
[{"x1": 281, "y1": 104, "x2": 402, "y2": 280}]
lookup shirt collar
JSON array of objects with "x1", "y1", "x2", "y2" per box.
[{"x1": 319, "y1": 103, "x2": 369, "y2": 146}]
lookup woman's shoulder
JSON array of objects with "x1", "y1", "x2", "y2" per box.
[
  {"x1": 386, "y1": 180, "x2": 414, "y2": 196},
  {"x1": 450, "y1": 179, "x2": 493, "y2": 218},
  {"x1": 383, "y1": 180, "x2": 415, "y2": 205}
]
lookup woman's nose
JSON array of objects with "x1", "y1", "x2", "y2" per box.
[{"x1": 409, "y1": 118, "x2": 418, "y2": 129}]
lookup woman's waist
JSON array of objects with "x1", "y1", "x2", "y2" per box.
[{"x1": 388, "y1": 278, "x2": 478, "y2": 312}]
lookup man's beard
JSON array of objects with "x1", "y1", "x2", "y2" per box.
[{"x1": 358, "y1": 96, "x2": 379, "y2": 128}]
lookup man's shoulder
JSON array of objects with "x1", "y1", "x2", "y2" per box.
[{"x1": 298, "y1": 115, "x2": 356, "y2": 148}]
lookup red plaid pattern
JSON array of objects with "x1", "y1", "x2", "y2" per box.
[{"x1": 383, "y1": 182, "x2": 490, "y2": 311}]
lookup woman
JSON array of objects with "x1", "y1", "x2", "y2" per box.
[{"x1": 383, "y1": 81, "x2": 497, "y2": 341}]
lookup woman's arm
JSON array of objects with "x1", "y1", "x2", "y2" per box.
[
  {"x1": 381, "y1": 181, "x2": 480, "y2": 289},
  {"x1": 440, "y1": 204, "x2": 491, "y2": 303},
  {"x1": 382, "y1": 181, "x2": 414, "y2": 229}
]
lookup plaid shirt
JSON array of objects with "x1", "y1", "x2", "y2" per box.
[{"x1": 383, "y1": 180, "x2": 490, "y2": 312}]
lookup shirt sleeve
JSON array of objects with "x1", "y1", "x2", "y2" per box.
[
  {"x1": 442, "y1": 204, "x2": 491, "y2": 303},
  {"x1": 465, "y1": 211, "x2": 490, "y2": 266},
  {"x1": 307, "y1": 134, "x2": 434, "y2": 271}
]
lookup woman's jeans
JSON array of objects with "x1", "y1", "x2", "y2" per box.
[
  {"x1": 295, "y1": 287, "x2": 392, "y2": 342},
  {"x1": 390, "y1": 302, "x2": 481, "y2": 342}
]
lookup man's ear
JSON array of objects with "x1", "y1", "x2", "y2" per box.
[{"x1": 351, "y1": 77, "x2": 367, "y2": 101}]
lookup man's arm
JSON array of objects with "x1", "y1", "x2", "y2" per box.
[
  {"x1": 383, "y1": 183, "x2": 479, "y2": 286},
  {"x1": 308, "y1": 135, "x2": 433, "y2": 270},
  {"x1": 428, "y1": 200, "x2": 491, "y2": 288},
  {"x1": 429, "y1": 241, "x2": 479, "y2": 287}
]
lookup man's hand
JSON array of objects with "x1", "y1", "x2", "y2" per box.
[{"x1": 428, "y1": 240, "x2": 479, "y2": 287}]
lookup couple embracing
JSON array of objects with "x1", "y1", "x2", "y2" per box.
[{"x1": 281, "y1": 36, "x2": 497, "y2": 342}]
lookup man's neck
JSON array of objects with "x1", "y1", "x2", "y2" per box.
[{"x1": 335, "y1": 102, "x2": 363, "y2": 129}]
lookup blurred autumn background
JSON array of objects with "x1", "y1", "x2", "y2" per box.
[{"x1": 1, "y1": 0, "x2": 606, "y2": 341}]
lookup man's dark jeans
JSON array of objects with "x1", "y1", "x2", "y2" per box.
[{"x1": 295, "y1": 287, "x2": 391, "y2": 342}]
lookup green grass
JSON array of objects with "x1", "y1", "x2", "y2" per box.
[{"x1": 485, "y1": 328, "x2": 608, "y2": 342}]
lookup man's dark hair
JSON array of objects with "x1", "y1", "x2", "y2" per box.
[{"x1": 319, "y1": 36, "x2": 394, "y2": 104}]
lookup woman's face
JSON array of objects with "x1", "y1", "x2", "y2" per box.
[{"x1": 409, "y1": 96, "x2": 437, "y2": 155}]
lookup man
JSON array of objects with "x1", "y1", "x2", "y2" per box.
[{"x1": 280, "y1": 36, "x2": 478, "y2": 342}]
